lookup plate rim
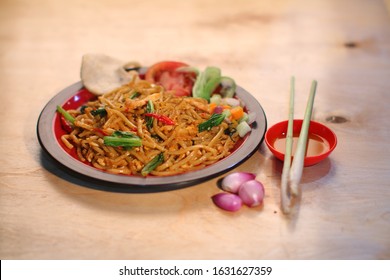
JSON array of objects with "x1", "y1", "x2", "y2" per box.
[{"x1": 37, "y1": 81, "x2": 267, "y2": 192}]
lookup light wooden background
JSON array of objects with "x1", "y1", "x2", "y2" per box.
[{"x1": 0, "y1": 0, "x2": 389, "y2": 259}]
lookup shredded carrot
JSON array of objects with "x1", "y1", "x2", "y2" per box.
[{"x1": 230, "y1": 106, "x2": 244, "y2": 120}]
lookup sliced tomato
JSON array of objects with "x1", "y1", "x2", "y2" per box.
[{"x1": 145, "y1": 61, "x2": 196, "y2": 97}]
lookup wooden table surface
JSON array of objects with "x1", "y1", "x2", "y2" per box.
[{"x1": 1, "y1": 0, "x2": 390, "y2": 260}]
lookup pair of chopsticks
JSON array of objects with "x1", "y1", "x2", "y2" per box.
[{"x1": 281, "y1": 77, "x2": 317, "y2": 214}]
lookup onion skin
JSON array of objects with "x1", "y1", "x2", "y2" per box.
[
  {"x1": 238, "y1": 180, "x2": 265, "y2": 207},
  {"x1": 221, "y1": 172, "x2": 256, "y2": 193},
  {"x1": 212, "y1": 193, "x2": 243, "y2": 212}
]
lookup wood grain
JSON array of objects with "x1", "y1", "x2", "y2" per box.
[{"x1": 0, "y1": 0, "x2": 389, "y2": 260}]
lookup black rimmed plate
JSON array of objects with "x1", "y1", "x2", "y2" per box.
[{"x1": 37, "y1": 81, "x2": 267, "y2": 192}]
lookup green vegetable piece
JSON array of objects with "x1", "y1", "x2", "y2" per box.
[
  {"x1": 103, "y1": 130, "x2": 142, "y2": 148},
  {"x1": 112, "y1": 130, "x2": 139, "y2": 138},
  {"x1": 56, "y1": 105, "x2": 75, "y2": 124},
  {"x1": 141, "y1": 153, "x2": 164, "y2": 176},
  {"x1": 80, "y1": 105, "x2": 88, "y2": 113},
  {"x1": 192, "y1": 66, "x2": 221, "y2": 101},
  {"x1": 91, "y1": 108, "x2": 107, "y2": 117},
  {"x1": 219, "y1": 76, "x2": 236, "y2": 98},
  {"x1": 146, "y1": 100, "x2": 154, "y2": 129},
  {"x1": 130, "y1": 92, "x2": 141, "y2": 99},
  {"x1": 103, "y1": 136, "x2": 142, "y2": 147},
  {"x1": 198, "y1": 112, "x2": 228, "y2": 132}
]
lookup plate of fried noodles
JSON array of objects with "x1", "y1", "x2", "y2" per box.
[{"x1": 37, "y1": 60, "x2": 267, "y2": 192}]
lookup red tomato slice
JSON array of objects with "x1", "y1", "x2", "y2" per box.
[{"x1": 145, "y1": 61, "x2": 196, "y2": 97}]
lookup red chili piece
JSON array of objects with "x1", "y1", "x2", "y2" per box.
[
  {"x1": 93, "y1": 128, "x2": 109, "y2": 136},
  {"x1": 145, "y1": 113, "x2": 175, "y2": 125},
  {"x1": 60, "y1": 116, "x2": 73, "y2": 133}
]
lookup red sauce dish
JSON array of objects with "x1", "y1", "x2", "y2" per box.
[{"x1": 265, "y1": 119, "x2": 337, "y2": 166}]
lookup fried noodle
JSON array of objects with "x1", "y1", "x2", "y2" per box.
[{"x1": 60, "y1": 80, "x2": 240, "y2": 176}]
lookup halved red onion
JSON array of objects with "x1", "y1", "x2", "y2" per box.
[
  {"x1": 221, "y1": 172, "x2": 256, "y2": 193},
  {"x1": 238, "y1": 180, "x2": 265, "y2": 207},
  {"x1": 212, "y1": 193, "x2": 242, "y2": 212}
]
